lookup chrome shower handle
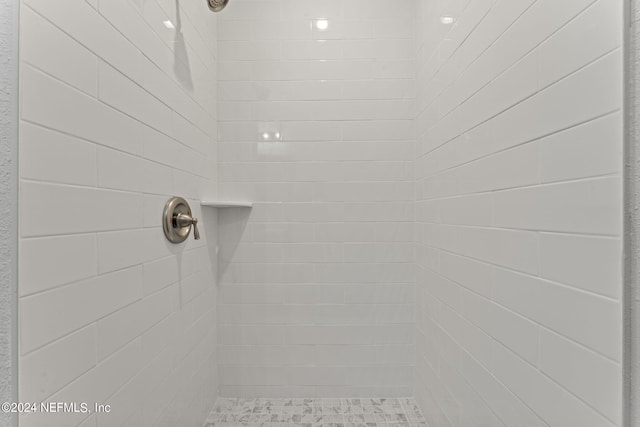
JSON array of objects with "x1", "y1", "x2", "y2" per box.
[
  {"x1": 175, "y1": 213, "x2": 200, "y2": 240},
  {"x1": 163, "y1": 197, "x2": 200, "y2": 243},
  {"x1": 207, "y1": 0, "x2": 229, "y2": 12}
]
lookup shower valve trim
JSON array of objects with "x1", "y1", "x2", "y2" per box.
[{"x1": 163, "y1": 196, "x2": 200, "y2": 243}]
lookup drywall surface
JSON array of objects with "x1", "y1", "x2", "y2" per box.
[
  {"x1": 414, "y1": 0, "x2": 624, "y2": 425},
  {"x1": 216, "y1": 0, "x2": 416, "y2": 397},
  {"x1": 628, "y1": 0, "x2": 639, "y2": 425},
  {"x1": 17, "y1": 0, "x2": 219, "y2": 426},
  {"x1": 0, "y1": 0, "x2": 18, "y2": 426}
]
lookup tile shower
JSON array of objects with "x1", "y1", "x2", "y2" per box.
[{"x1": 15, "y1": 1, "x2": 623, "y2": 427}]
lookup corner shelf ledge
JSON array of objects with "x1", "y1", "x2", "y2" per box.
[{"x1": 200, "y1": 201, "x2": 253, "y2": 208}]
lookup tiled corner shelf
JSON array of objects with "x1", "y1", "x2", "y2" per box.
[{"x1": 200, "y1": 201, "x2": 253, "y2": 208}]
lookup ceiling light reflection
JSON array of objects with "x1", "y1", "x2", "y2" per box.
[
  {"x1": 315, "y1": 19, "x2": 329, "y2": 31},
  {"x1": 440, "y1": 15, "x2": 455, "y2": 25}
]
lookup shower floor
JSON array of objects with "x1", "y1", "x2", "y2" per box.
[{"x1": 203, "y1": 397, "x2": 427, "y2": 427}]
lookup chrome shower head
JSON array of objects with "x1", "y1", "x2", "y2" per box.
[{"x1": 207, "y1": 0, "x2": 228, "y2": 12}]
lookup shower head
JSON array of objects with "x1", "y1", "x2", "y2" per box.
[{"x1": 207, "y1": 0, "x2": 228, "y2": 12}]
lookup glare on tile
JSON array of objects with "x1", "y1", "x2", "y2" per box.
[
  {"x1": 315, "y1": 19, "x2": 329, "y2": 31},
  {"x1": 260, "y1": 131, "x2": 283, "y2": 142},
  {"x1": 440, "y1": 15, "x2": 455, "y2": 25},
  {"x1": 163, "y1": 20, "x2": 175, "y2": 29}
]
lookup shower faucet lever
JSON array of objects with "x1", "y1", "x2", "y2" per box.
[
  {"x1": 162, "y1": 197, "x2": 200, "y2": 243},
  {"x1": 175, "y1": 213, "x2": 200, "y2": 240}
]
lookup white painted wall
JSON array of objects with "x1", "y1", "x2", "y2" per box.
[
  {"x1": 414, "y1": 0, "x2": 624, "y2": 426},
  {"x1": 17, "y1": 0, "x2": 219, "y2": 426},
  {"x1": 0, "y1": 0, "x2": 18, "y2": 426},
  {"x1": 628, "y1": 0, "x2": 639, "y2": 424},
  {"x1": 216, "y1": 0, "x2": 416, "y2": 397}
]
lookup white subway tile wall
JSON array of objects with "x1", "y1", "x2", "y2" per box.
[
  {"x1": 16, "y1": 0, "x2": 625, "y2": 425},
  {"x1": 415, "y1": 0, "x2": 623, "y2": 426},
  {"x1": 18, "y1": 0, "x2": 219, "y2": 426},
  {"x1": 217, "y1": 0, "x2": 417, "y2": 397}
]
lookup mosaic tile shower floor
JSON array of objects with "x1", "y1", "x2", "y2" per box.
[{"x1": 203, "y1": 398, "x2": 428, "y2": 427}]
